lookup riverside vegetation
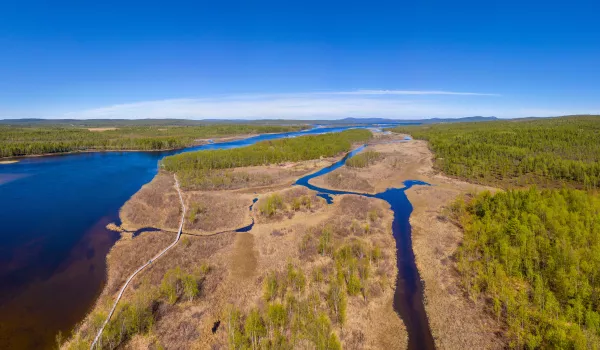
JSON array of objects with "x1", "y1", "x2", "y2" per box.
[
  {"x1": 0, "y1": 124, "x2": 306, "y2": 157},
  {"x1": 394, "y1": 115, "x2": 600, "y2": 349}
]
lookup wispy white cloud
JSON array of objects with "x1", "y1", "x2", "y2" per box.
[
  {"x1": 327, "y1": 89, "x2": 501, "y2": 96},
  {"x1": 61, "y1": 89, "x2": 507, "y2": 120}
]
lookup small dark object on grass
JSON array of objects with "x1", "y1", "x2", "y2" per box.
[
  {"x1": 271, "y1": 229, "x2": 285, "y2": 236},
  {"x1": 212, "y1": 320, "x2": 221, "y2": 334}
]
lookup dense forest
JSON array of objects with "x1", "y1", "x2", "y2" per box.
[
  {"x1": 391, "y1": 116, "x2": 600, "y2": 189},
  {"x1": 451, "y1": 188, "x2": 600, "y2": 348},
  {"x1": 395, "y1": 116, "x2": 600, "y2": 348},
  {"x1": 0, "y1": 125, "x2": 306, "y2": 158},
  {"x1": 162, "y1": 130, "x2": 371, "y2": 181}
]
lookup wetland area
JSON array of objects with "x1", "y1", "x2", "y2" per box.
[{"x1": 1, "y1": 126, "x2": 504, "y2": 349}]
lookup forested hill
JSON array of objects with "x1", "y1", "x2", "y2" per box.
[
  {"x1": 390, "y1": 115, "x2": 600, "y2": 190},
  {"x1": 0, "y1": 125, "x2": 306, "y2": 158}
]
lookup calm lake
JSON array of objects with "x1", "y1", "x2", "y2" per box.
[{"x1": 0, "y1": 126, "x2": 368, "y2": 349}]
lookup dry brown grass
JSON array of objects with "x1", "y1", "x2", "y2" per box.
[
  {"x1": 324, "y1": 168, "x2": 375, "y2": 193},
  {"x1": 254, "y1": 186, "x2": 325, "y2": 223},
  {"x1": 67, "y1": 161, "x2": 408, "y2": 349},
  {"x1": 184, "y1": 191, "x2": 253, "y2": 233},
  {"x1": 310, "y1": 139, "x2": 432, "y2": 194},
  {"x1": 249, "y1": 193, "x2": 406, "y2": 349},
  {"x1": 121, "y1": 172, "x2": 256, "y2": 235},
  {"x1": 120, "y1": 172, "x2": 182, "y2": 232},
  {"x1": 67, "y1": 228, "x2": 236, "y2": 350}
]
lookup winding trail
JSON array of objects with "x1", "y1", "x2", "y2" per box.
[{"x1": 90, "y1": 174, "x2": 186, "y2": 350}]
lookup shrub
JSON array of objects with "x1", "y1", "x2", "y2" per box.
[
  {"x1": 346, "y1": 150, "x2": 382, "y2": 168},
  {"x1": 160, "y1": 266, "x2": 203, "y2": 304},
  {"x1": 259, "y1": 194, "x2": 284, "y2": 217}
]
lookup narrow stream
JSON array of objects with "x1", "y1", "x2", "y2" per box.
[{"x1": 295, "y1": 145, "x2": 435, "y2": 350}]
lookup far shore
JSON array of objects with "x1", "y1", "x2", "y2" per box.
[{"x1": 0, "y1": 133, "x2": 266, "y2": 161}]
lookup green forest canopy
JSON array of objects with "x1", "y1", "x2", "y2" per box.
[
  {"x1": 0, "y1": 124, "x2": 307, "y2": 158},
  {"x1": 390, "y1": 116, "x2": 600, "y2": 189},
  {"x1": 453, "y1": 188, "x2": 600, "y2": 348}
]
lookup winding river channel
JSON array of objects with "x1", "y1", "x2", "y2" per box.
[
  {"x1": 0, "y1": 126, "x2": 432, "y2": 349},
  {"x1": 296, "y1": 145, "x2": 434, "y2": 350}
]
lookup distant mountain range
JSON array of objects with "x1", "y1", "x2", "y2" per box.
[
  {"x1": 0, "y1": 116, "x2": 500, "y2": 127},
  {"x1": 332, "y1": 116, "x2": 499, "y2": 124}
]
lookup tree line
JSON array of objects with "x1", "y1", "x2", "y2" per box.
[
  {"x1": 0, "y1": 125, "x2": 306, "y2": 157},
  {"x1": 391, "y1": 116, "x2": 600, "y2": 189}
]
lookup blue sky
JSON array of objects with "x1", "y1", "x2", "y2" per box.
[{"x1": 1, "y1": 0, "x2": 599, "y2": 119}]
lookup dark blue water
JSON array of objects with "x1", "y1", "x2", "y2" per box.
[
  {"x1": 295, "y1": 147, "x2": 435, "y2": 350},
  {"x1": 235, "y1": 198, "x2": 258, "y2": 233},
  {"x1": 0, "y1": 126, "x2": 364, "y2": 349}
]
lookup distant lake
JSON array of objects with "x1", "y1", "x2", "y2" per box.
[{"x1": 0, "y1": 126, "x2": 366, "y2": 349}]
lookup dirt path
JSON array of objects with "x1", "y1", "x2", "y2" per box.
[{"x1": 90, "y1": 174, "x2": 186, "y2": 350}]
